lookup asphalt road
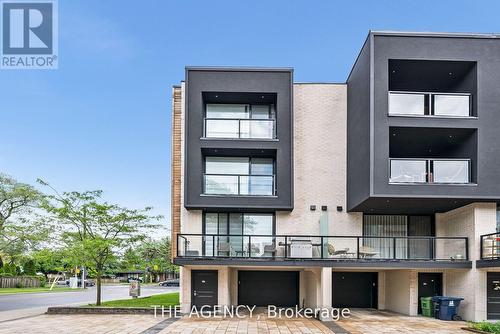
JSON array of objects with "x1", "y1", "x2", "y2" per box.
[{"x1": 0, "y1": 284, "x2": 178, "y2": 312}]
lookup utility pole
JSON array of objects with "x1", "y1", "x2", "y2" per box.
[{"x1": 82, "y1": 266, "x2": 86, "y2": 289}]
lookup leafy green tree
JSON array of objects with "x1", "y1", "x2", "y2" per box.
[
  {"x1": 39, "y1": 181, "x2": 161, "y2": 305},
  {"x1": 32, "y1": 248, "x2": 66, "y2": 279},
  {"x1": 0, "y1": 174, "x2": 47, "y2": 258},
  {"x1": 138, "y1": 237, "x2": 177, "y2": 282},
  {"x1": 121, "y1": 247, "x2": 144, "y2": 271},
  {"x1": 22, "y1": 258, "x2": 37, "y2": 276}
]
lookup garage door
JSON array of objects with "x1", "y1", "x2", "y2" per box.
[
  {"x1": 333, "y1": 272, "x2": 377, "y2": 308},
  {"x1": 238, "y1": 271, "x2": 299, "y2": 307}
]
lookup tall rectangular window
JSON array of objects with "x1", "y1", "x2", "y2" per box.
[
  {"x1": 204, "y1": 157, "x2": 274, "y2": 195},
  {"x1": 205, "y1": 104, "x2": 275, "y2": 138}
]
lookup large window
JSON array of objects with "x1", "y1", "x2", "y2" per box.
[
  {"x1": 204, "y1": 157, "x2": 275, "y2": 195},
  {"x1": 205, "y1": 104, "x2": 275, "y2": 139},
  {"x1": 203, "y1": 213, "x2": 274, "y2": 256}
]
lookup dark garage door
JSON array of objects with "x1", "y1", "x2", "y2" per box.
[
  {"x1": 238, "y1": 271, "x2": 299, "y2": 307},
  {"x1": 333, "y1": 272, "x2": 377, "y2": 308}
]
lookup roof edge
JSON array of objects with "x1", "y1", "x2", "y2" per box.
[
  {"x1": 185, "y1": 66, "x2": 293, "y2": 72},
  {"x1": 369, "y1": 30, "x2": 500, "y2": 39}
]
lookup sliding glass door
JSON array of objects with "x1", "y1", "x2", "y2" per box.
[
  {"x1": 203, "y1": 213, "x2": 273, "y2": 256},
  {"x1": 363, "y1": 215, "x2": 433, "y2": 259}
]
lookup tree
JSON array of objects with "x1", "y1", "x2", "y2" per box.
[
  {"x1": 138, "y1": 238, "x2": 177, "y2": 282},
  {"x1": 22, "y1": 258, "x2": 36, "y2": 276},
  {"x1": 0, "y1": 174, "x2": 47, "y2": 259},
  {"x1": 32, "y1": 248, "x2": 66, "y2": 279},
  {"x1": 39, "y1": 181, "x2": 161, "y2": 305},
  {"x1": 120, "y1": 246, "x2": 144, "y2": 271}
]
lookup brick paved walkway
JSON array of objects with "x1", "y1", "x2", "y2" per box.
[
  {"x1": 0, "y1": 314, "x2": 164, "y2": 334},
  {"x1": 0, "y1": 310, "x2": 468, "y2": 334},
  {"x1": 337, "y1": 309, "x2": 466, "y2": 334}
]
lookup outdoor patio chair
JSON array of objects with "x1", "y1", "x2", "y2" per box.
[
  {"x1": 247, "y1": 243, "x2": 260, "y2": 255},
  {"x1": 217, "y1": 242, "x2": 232, "y2": 256},
  {"x1": 327, "y1": 243, "x2": 350, "y2": 258},
  {"x1": 359, "y1": 246, "x2": 378, "y2": 258},
  {"x1": 263, "y1": 243, "x2": 277, "y2": 257}
]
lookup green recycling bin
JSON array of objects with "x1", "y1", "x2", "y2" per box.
[{"x1": 420, "y1": 297, "x2": 433, "y2": 317}]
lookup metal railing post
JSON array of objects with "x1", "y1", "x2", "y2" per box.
[
  {"x1": 248, "y1": 235, "x2": 252, "y2": 258},
  {"x1": 237, "y1": 175, "x2": 240, "y2": 195},
  {"x1": 177, "y1": 234, "x2": 181, "y2": 257},
  {"x1": 480, "y1": 235, "x2": 483, "y2": 260},
  {"x1": 357, "y1": 237, "x2": 360, "y2": 259},
  {"x1": 213, "y1": 235, "x2": 215, "y2": 257},
  {"x1": 320, "y1": 236, "x2": 324, "y2": 259},
  {"x1": 429, "y1": 238, "x2": 433, "y2": 260},
  {"x1": 393, "y1": 237, "x2": 396, "y2": 259},
  {"x1": 284, "y1": 236, "x2": 288, "y2": 258},
  {"x1": 465, "y1": 237, "x2": 469, "y2": 261}
]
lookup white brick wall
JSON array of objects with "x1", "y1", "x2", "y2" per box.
[
  {"x1": 436, "y1": 203, "x2": 497, "y2": 321},
  {"x1": 277, "y1": 84, "x2": 362, "y2": 237}
]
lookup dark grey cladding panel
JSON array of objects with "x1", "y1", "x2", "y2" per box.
[
  {"x1": 347, "y1": 35, "x2": 372, "y2": 211},
  {"x1": 347, "y1": 33, "x2": 500, "y2": 213},
  {"x1": 184, "y1": 68, "x2": 293, "y2": 210}
]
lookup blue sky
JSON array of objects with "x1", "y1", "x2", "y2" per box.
[{"x1": 1, "y1": 0, "x2": 499, "y2": 233}]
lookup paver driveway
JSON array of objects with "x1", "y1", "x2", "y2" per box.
[
  {"x1": 161, "y1": 309, "x2": 467, "y2": 334},
  {"x1": 337, "y1": 309, "x2": 466, "y2": 334},
  {"x1": 0, "y1": 310, "x2": 469, "y2": 333},
  {"x1": 0, "y1": 314, "x2": 165, "y2": 334}
]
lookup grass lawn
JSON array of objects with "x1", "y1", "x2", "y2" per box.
[
  {"x1": 0, "y1": 287, "x2": 75, "y2": 295},
  {"x1": 469, "y1": 321, "x2": 500, "y2": 334},
  {"x1": 91, "y1": 292, "x2": 179, "y2": 308}
]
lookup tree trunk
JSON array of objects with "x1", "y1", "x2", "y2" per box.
[{"x1": 96, "y1": 271, "x2": 102, "y2": 306}]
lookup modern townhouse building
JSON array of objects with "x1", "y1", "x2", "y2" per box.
[{"x1": 171, "y1": 31, "x2": 500, "y2": 321}]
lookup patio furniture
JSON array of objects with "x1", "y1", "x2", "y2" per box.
[
  {"x1": 327, "y1": 243, "x2": 350, "y2": 258},
  {"x1": 185, "y1": 250, "x2": 200, "y2": 256},
  {"x1": 359, "y1": 246, "x2": 378, "y2": 258},
  {"x1": 289, "y1": 239, "x2": 313, "y2": 258},
  {"x1": 248, "y1": 243, "x2": 260, "y2": 256},
  {"x1": 217, "y1": 242, "x2": 232, "y2": 256},
  {"x1": 263, "y1": 243, "x2": 277, "y2": 257}
]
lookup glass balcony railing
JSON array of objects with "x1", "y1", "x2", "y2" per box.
[
  {"x1": 177, "y1": 234, "x2": 468, "y2": 262},
  {"x1": 481, "y1": 233, "x2": 500, "y2": 260},
  {"x1": 389, "y1": 91, "x2": 471, "y2": 117},
  {"x1": 204, "y1": 118, "x2": 275, "y2": 139},
  {"x1": 203, "y1": 174, "x2": 275, "y2": 196},
  {"x1": 389, "y1": 158, "x2": 471, "y2": 184}
]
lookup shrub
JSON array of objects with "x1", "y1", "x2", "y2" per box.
[
  {"x1": 37, "y1": 275, "x2": 47, "y2": 287},
  {"x1": 15, "y1": 282, "x2": 24, "y2": 289},
  {"x1": 470, "y1": 321, "x2": 500, "y2": 334},
  {"x1": 23, "y1": 259, "x2": 37, "y2": 276}
]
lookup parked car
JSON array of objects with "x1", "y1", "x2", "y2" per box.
[
  {"x1": 127, "y1": 277, "x2": 143, "y2": 283},
  {"x1": 159, "y1": 279, "x2": 179, "y2": 287}
]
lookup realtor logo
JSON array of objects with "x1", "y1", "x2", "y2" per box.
[{"x1": 1, "y1": 0, "x2": 58, "y2": 69}]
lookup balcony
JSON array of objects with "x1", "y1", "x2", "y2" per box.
[
  {"x1": 388, "y1": 91, "x2": 472, "y2": 117},
  {"x1": 477, "y1": 233, "x2": 500, "y2": 268},
  {"x1": 176, "y1": 234, "x2": 469, "y2": 264},
  {"x1": 389, "y1": 158, "x2": 471, "y2": 184},
  {"x1": 203, "y1": 174, "x2": 275, "y2": 196},
  {"x1": 204, "y1": 118, "x2": 275, "y2": 139}
]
